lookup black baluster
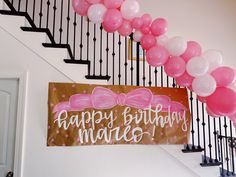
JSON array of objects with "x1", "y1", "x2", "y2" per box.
[
  {"x1": 172, "y1": 78, "x2": 176, "y2": 88},
  {"x1": 17, "y1": 0, "x2": 21, "y2": 11},
  {"x1": 229, "y1": 121, "x2": 235, "y2": 175},
  {"x1": 59, "y1": 0, "x2": 64, "y2": 43},
  {"x1": 118, "y1": 35, "x2": 121, "y2": 85},
  {"x1": 166, "y1": 75, "x2": 169, "y2": 87},
  {"x1": 213, "y1": 118, "x2": 219, "y2": 163},
  {"x1": 66, "y1": 0, "x2": 70, "y2": 44},
  {"x1": 32, "y1": 0, "x2": 36, "y2": 23},
  {"x1": 52, "y1": 0, "x2": 57, "y2": 38},
  {"x1": 93, "y1": 24, "x2": 97, "y2": 76},
  {"x1": 99, "y1": 25, "x2": 103, "y2": 76},
  {"x1": 142, "y1": 50, "x2": 146, "y2": 86},
  {"x1": 25, "y1": 0, "x2": 28, "y2": 12},
  {"x1": 200, "y1": 103, "x2": 207, "y2": 166},
  {"x1": 79, "y1": 16, "x2": 83, "y2": 60},
  {"x1": 224, "y1": 117, "x2": 230, "y2": 174},
  {"x1": 148, "y1": 66, "x2": 152, "y2": 86},
  {"x1": 161, "y1": 66, "x2": 163, "y2": 87},
  {"x1": 196, "y1": 99, "x2": 202, "y2": 150},
  {"x1": 154, "y1": 68, "x2": 158, "y2": 87},
  {"x1": 207, "y1": 115, "x2": 213, "y2": 163},
  {"x1": 124, "y1": 37, "x2": 128, "y2": 85},
  {"x1": 136, "y1": 42, "x2": 140, "y2": 86},
  {"x1": 106, "y1": 33, "x2": 109, "y2": 77},
  {"x1": 219, "y1": 118, "x2": 225, "y2": 176},
  {"x1": 39, "y1": 0, "x2": 43, "y2": 28},
  {"x1": 112, "y1": 33, "x2": 115, "y2": 84},
  {"x1": 72, "y1": 13, "x2": 77, "y2": 59},
  {"x1": 130, "y1": 35, "x2": 134, "y2": 86},
  {"x1": 45, "y1": 0, "x2": 50, "y2": 28}
]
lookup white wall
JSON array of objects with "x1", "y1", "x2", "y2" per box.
[{"x1": 0, "y1": 23, "x2": 200, "y2": 177}]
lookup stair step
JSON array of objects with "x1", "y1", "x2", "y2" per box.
[
  {"x1": 21, "y1": 27, "x2": 55, "y2": 44},
  {"x1": 42, "y1": 43, "x2": 73, "y2": 59},
  {"x1": 200, "y1": 155, "x2": 222, "y2": 167},
  {"x1": 182, "y1": 144, "x2": 204, "y2": 153},
  {"x1": 0, "y1": 10, "x2": 36, "y2": 28},
  {"x1": 64, "y1": 59, "x2": 90, "y2": 65},
  {"x1": 85, "y1": 75, "x2": 111, "y2": 81},
  {"x1": 2, "y1": 0, "x2": 16, "y2": 11}
]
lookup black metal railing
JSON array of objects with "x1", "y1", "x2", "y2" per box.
[{"x1": 1, "y1": 0, "x2": 235, "y2": 176}]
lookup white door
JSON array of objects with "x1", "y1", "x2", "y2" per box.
[{"x1": 0, "y1": 79, "x2": 19, "y2": 177}]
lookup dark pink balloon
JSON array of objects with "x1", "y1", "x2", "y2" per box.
[
  {"x1": 211, "y1": 66, "x2": 235, "y2": 87},
  {"x1": 104, "y1": 0, "x2": 123, "y2": 9},
  {"x1": 206, "y1": 87, "x2": 236, "y2": 116},
  {"x1": 140, "y1": 34, "x2": 157, "y2": 50},
  {"x1": 141, "y1": 25, "x2": 151, "y2": 34},
  {"x1": 87, "y1": 0, "x2": 101, "y2": 4},
  {"x1": 131, "y1": 17, "x2": 143, "y2": 29},
  {"x1": 102, "y1": 9, "x2": 123, "y2": 32},
  {"x1": 150, "y1": 18, "x2": 168, "y2": 36},
  {"x1": 72, "y1": 0, "x2": 91, "y2": 16},
  {"x1": 176, "y1": 71, "x2": 194, "y2": 87},
  {"x1": 118, "y1": 20, "x2": 132, "y2": 36},
  {"x1": 164, "y1": 56, "x2": 186, "y2": 78},
  {"x1": 141, "y1": 13, "x2": 152, "y2": 27},
  {"x1": 181, "y1": 41, "x2": 202, "y2": 62},
  {"x1": 206, "y1": 106, "x2": 221, "y2": 117},
  {"x1": 146, "y1": 45, "x2": 169, "y2": 67}
]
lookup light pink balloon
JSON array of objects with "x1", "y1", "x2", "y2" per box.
[
  {"x1": 181, "y1": 41, "x2": 202, "y2": 62},
  {"x1": 206, "y1": 87, "x2": 236, "y2": 116},
  {"x1": 141, "y1": 25, "x2": 151, "y2": 34},
  {"x1": 87, "y1": 0, "x2": 101, "y2": 4},
  {"x1": 72, "y1": 0, "x2": 91, "y2": 16},
  {"x1": 102, "y1": 9, "x2": 123, "y2": 32},
  {"x1": 175, "y1": 71, "x2": 194, "y2": 87},
  {"x1": 141, "y1": 13, "x2": 152, "y2": 27},
  {"x1": 140, "y1": 34, "x2": 157, "y2": 50},
  {"x1": 118, "y1": 20, "x2": 132, "y2": 36},
  {"x1": 211, "y1": 66, "x2": 236, "y2": 87},
  {"x1": 131, "y1": 17, "x2": 143, "y2": 29},
  {"x1": 146, "y1": 45, "x2": 169, "y2": 67},
  {"x1": 164, "y1": 56, "x2": 186, "y2": 78},
  {"x1": 133, "y1": 30, "x2": 143, "y2": 42},
  {"x1": 150, "y1": 18, "x2": 168, "y2": 36},
  {"x1": 104, "y1": 0, "x2": 123, "y2": 9}
]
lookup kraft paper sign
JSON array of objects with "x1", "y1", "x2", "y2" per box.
[{"x1": 47, "y1": 83, "x2": 191, "y2": 146}]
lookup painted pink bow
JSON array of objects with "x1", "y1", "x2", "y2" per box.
[{"x1": 53, "y1": 87, "x2": 187, "y2": 117}]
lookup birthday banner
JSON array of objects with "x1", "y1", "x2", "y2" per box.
[{"x1": 47, "y1": 83, "x2": 191, "y2": 146}]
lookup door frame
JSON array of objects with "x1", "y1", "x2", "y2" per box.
[{"x1": 0, "y1": 71, "x2": 28, "y2": 177}]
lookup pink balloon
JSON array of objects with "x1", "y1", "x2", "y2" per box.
[
  {"x1": 141, "y1": 13, "x2": 152, "y2": 27},
  {"x1": 206, "y1": 87, "x2": 236, "y2": 116},
  {"x1": 211, "y1": 66, "x2": 235, "y2": 87},
  {"x1": 197, "y1": 96, "x2": 207, "y2": 103},
  {"x1": 72, "y1": 0, "x2": 91, "y2": 16},
  {"x1": 87, "y1": 0, "x2": 101, "y2": 4},
  {"x1": 140, "y1": 34, "x2": 157, "y2": 50},
  {"x1": 118, "y1": 20, "x2": 132, "y2": 36},
  {"x1": 164, "y1": 56, "x2": 186, "y2": 78},
  {"x1": 206, "y1": 106, "x2": 221, "y2": 117},
  {"x1": 181, "y1": 41, "x2": 202, "y2": 62},
  {"x1": 104, "y1": 0, "x2": 123, "y2": 9},
  {"x1": 150, "y1": 18, "x2": 168, "y2": 36},
  {"x1": 146, "y1": 45, "x2": 169, "y2": 67},
  {"x1": 175, "y1": 71, "x2": 194, "y2": 87},
  {"x1": 141, "y1": 25, "x2": 151, "y2": 34},
  {"x1": 102, "y1": 9, "x2": 123, "y2": 32},
  {"x1": 131, "y1": 17, "x2": 143, "y2": 29}
]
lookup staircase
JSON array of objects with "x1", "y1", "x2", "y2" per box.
[{"x1": 0, "y1": 0, "x2": 235, "y2": 177}]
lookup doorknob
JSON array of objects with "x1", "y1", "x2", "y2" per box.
[{"x1": 6, "y1": 171, "x2": 13, "y2": 177}]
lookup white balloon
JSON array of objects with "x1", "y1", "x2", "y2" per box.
[
  {"x1": 121, "y1": 0, "x2": 140, "y2": 20},
  {"x1": 202, "y1": 50, "x2": 223, "y2": 72},
  {"x1": 192, "y1": 74, "x2": 216, "y2": 97},
  {"x1": 186, "y1": 56, "x2": 209, "y2": 77},
  {"x1": 157, "y1": 35, "x2": 168, "y2": 46},
  {"x1": 88, "y1": 4, "x2": 107, "y2": 24},
  {"x1": 166, "y1": 36, "x2": 187, "y2": 56},
  {"x1": 133, "y1": 30, "x2": 143, "y2": 42}
]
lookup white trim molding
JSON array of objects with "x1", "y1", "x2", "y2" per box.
[{"x1": 0, "y1": 71, "x2": 28, "y2": 177}]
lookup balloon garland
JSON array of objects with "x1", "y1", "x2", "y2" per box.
[{"x1": 72, "y1": 0, "x2": 236, "y2": 127}]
